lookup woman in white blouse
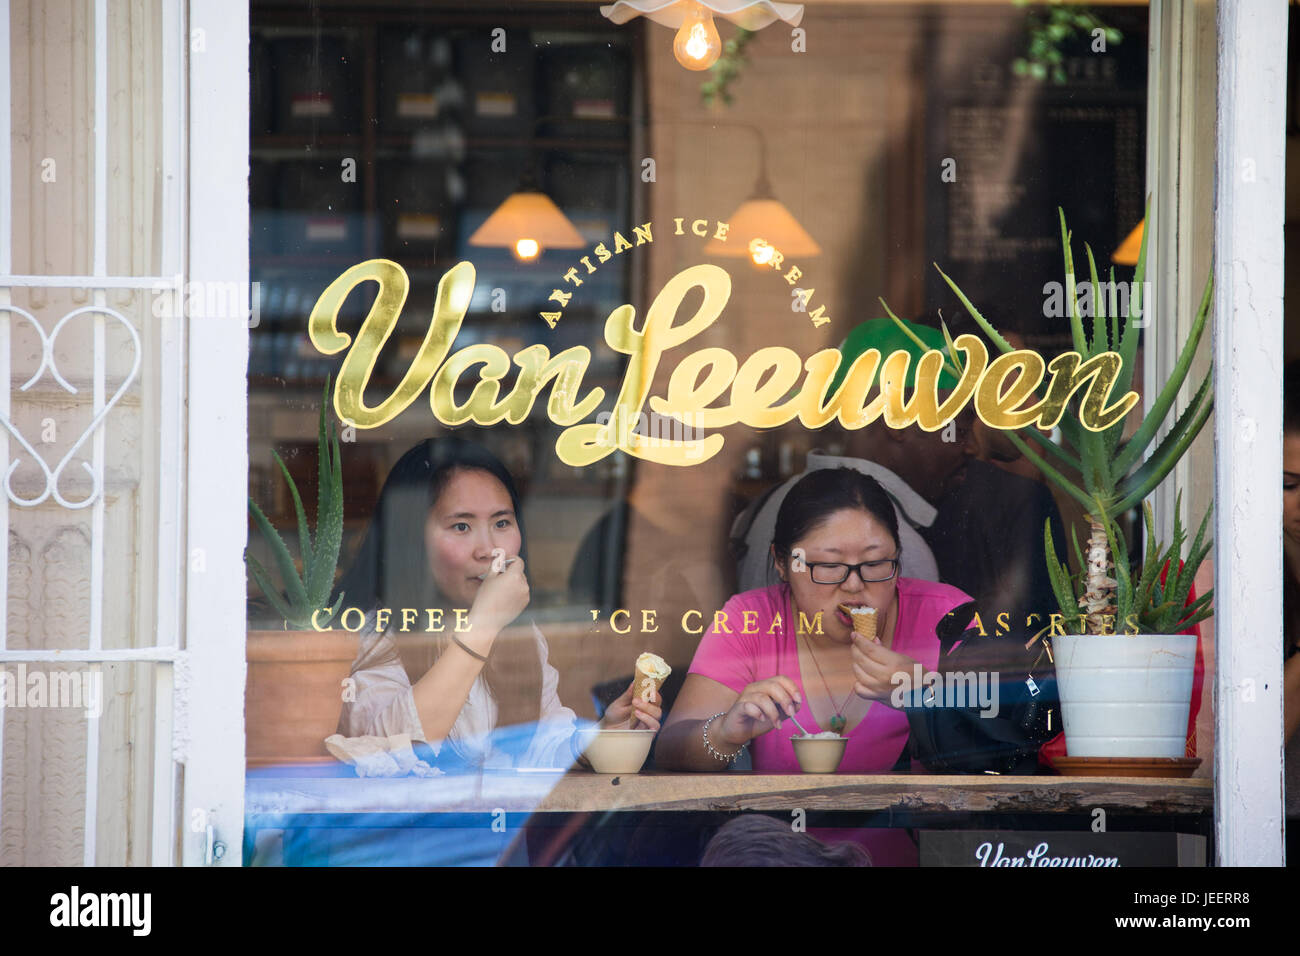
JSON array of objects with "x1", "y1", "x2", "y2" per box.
[{"x1": 334, "y1": 438, "x2": 659, "y2": 770}]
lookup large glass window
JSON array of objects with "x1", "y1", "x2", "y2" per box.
[{"x1": 243, "y1": 2, "x2": 1226, "y2": 869}]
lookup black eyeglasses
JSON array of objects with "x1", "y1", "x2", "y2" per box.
[{"x1": 803, "y1": 557, "x2": 900, "y2": 585}]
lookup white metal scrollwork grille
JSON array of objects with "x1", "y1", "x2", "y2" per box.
[{"x1": 0, "y1": 0, "x2": 186, "y2": 866}]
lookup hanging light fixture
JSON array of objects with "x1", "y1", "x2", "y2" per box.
[
  {"x1": 468, "y1": 172, "x2": 585, "y2": 263},
  {"x1": 601, "y1": 0, "x2": 804, "y2": 71},
  {"x1": 704, "y1": 127, "x2": 819, "y2": 265}
]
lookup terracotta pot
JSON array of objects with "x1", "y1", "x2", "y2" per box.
[{"x1": 245, "y1": 629, "x2": 359, "y2": 764}]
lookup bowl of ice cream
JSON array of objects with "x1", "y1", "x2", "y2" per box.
[
  {"x1": 576, "y1": 728, "x2": 657, "y2": 774},
  {"x1": 791, "y1": 732, "x2": 849, "y2": 773}
]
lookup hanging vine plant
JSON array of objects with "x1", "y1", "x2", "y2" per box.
[
  {"x1": 700, "y1": 28, "x2": 755, "y2": 108},
  {"x1": 1012, "y1": 1, "x2": 1123, "y2": 84}
]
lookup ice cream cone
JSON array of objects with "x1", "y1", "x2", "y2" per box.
[
  {"x1": 631, "y1": 652, "x2": 671, "y2": 728},
  {"x1": 840, "y1": 604, "x2": 877, "y2": 641},
  {"x1": 634, "y1": 670, "x2": 664, "y2": 703}
]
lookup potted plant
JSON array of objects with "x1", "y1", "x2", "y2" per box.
[
  {"x1": 889, "y1": 207, "x2": 1214, "y2": 760},
  {"x1": 245, "y1": 379, "x2": 356, "y2": 763}
]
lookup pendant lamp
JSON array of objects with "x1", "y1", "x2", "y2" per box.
[
  {"x1": 1112, "y1": 217, "x2": 1145, "y2": 266},
  {"x1": 703, "y1": 128, "x2": 819, "y2": 264},
  {"x1": 468, "y1": 171, "x2": 586, "y2": 263}
]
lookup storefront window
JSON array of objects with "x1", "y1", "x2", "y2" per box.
[{"x1": 243, "y1": 1, "x2": 1228, "y2": 868}]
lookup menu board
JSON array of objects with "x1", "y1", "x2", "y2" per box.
[{"x1": 923, "y1": 12, "x2": 1148, "y2": 342}]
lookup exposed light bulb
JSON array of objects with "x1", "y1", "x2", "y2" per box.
[
  {"x1": 673, "y1": 3, "x2": 721, "y2": 71},
  {"x1": 749, "y1": 238, "x2": 775, "y2": 266},
  {"x1": 514, "y1": 238, "x2": 541, "y2": 261}
]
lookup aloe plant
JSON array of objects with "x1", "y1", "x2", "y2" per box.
[
  {"x1": 1046, "y1": 494, "x2": 1214, "y2": 636},
  {"x1": 247, "y1": 378, "x2": 345, "y2": 629},
  {"x1": 886, "y1": 205, "x2": 1214, "y2": 635}
]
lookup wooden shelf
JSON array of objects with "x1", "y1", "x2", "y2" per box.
[
  {"x1": 244, "y1": 771, "x2": 1214, "y2": 816},
  {"x1": 252, "y1": 254, "x2": 368, "y2": 268},
  {"x1": 253, "y1": 134, "x2": 363, "y2": 150}
]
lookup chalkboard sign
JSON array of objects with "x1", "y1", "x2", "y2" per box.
[
  {"x1": 920, "y1": 830, "x2": 1207, "y2": 868},
  {"x1": 923, "y1": 9, "x2": 1149, "y2": 342}
]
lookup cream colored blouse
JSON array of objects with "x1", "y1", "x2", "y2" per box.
[{"x1": 337, "y1": 618, "x2": 579, "y2": 770}]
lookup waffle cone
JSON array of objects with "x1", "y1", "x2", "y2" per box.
[
  {"x1": 631, "y1": 668, "x2": 663, "y2": 728},
  {"x1": 840, "y1": 604, "x2": 878, "y2": 640}
]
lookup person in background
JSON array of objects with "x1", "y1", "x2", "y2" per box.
[
  {"x1": 1282, "y1": 361, "x2": 1300, "y2": 863},
  {"x1": 922, "y1": 454, "x2": 1067, "y2": 635},
  {"x1": 970, "y1": 327, "x2": 1090, "y2": 578}
]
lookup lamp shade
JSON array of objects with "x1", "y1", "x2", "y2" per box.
[
  {"x1": 1112, "y1": 218, "x2": 1144, "y2": 266},
  {"x1": 600, "y1": 0, "x2": 804, "y2": 31},
  {"x1": 468, "y1": 190, "x2": 586, "y2": 251},
  {"x1": 704, "y1": 196, "x2": 820, "y2": 258}
]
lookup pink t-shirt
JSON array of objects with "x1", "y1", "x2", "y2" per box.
[
  {"x1": 688, "y1": 578, "x2": 971, "y2": 867},
  {"x1": 689, "y1": 578, "x2": 971, "y2": 773}
]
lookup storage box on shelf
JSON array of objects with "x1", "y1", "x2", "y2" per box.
[
  {"x1": 378, "y1": 26, "x2": 464, "y2": 130},
  {"x1": 536, "y1": 42, "x2": 630, "y2": 140},
  {"x1": 457, "y1": 33, "x2": 536, "y2": 137},
  {"x1": 270, "y1": 32, "x2": 362, "y2": 135},
  {"x1": 378, "y1": 159, "x2": 459, "y2": 258}
]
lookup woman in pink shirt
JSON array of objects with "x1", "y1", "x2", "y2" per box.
[{"x1": 657, "y1": 468, "x2": 970, "y2": 863}]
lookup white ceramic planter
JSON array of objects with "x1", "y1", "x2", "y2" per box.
[{"x1": 1053, "y1": 634, "x2": 1196, "y2": 758}]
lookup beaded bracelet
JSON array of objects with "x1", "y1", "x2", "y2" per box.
[{"x1": 702, "y1": 712, "x2": 745, "y2": 763}]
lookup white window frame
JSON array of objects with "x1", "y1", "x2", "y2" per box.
[
  {"x1": 182, "y1": 0, "x2": 249, "y2": 866},
  {"x1": 1148, "y1": 0, "x2": 1287, "y2": 866},
  {"x1": 1209, "y1": 0, "x2": 1287, "y2": 865}
]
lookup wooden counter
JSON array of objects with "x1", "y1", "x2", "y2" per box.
[{"x1": 245, "y1": 769, "x2": 1212, "y2": 817}]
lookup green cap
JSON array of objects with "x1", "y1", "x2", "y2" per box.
[{"x1": 829, "y1": 317, "x2": 960, "y2": 395}]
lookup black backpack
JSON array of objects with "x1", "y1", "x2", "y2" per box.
[{"x1": 900, "y1": 601, "x2": 1059, "y2": 774}]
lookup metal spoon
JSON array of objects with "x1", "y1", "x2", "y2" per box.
[
  {"x1": 783, "y1": 706, "x2": 812, "y2": 738},
  {"x1": 475, "y1": 557, "x2": 517, "y2": 580}
]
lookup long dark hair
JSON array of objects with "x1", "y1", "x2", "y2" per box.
[
  {"x1": 770, "y1": 467, "x2": 900, "y2": 579},
  {"x1": 700, "y1": 815, "x2": 871, "y2": 866},
  {"x1": 334, "y1": 437, "x2": 542, "y2": 727}
]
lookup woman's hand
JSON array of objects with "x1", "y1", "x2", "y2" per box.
[
  {"x1": 714, "y1": 676, "x2": 802, "y2": 748},
  {"x1": 851, "y1": 633, "x2": 916, "y2": 706},
  {"x1": 601, "y1": 678, "x2": 663, "y2": 732},
  {"x1": 468, "y1": 557, "x2": 530, "y2": 636}
]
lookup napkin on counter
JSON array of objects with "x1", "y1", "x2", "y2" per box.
[{"x1": 324, "y1": 732, "x2": 444, "y2": 778}]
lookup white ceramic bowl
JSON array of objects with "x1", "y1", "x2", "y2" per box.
[
  {"x1": 576, "y1": 728, "x2": 656, "y2": 774},
  {"x1": 791, "y1": 735, "x2": 848, "y2": 773}
]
